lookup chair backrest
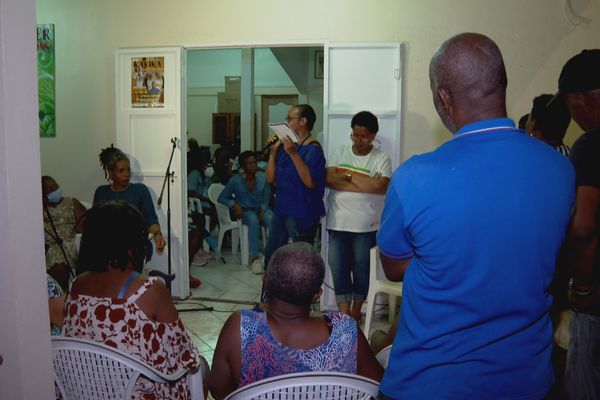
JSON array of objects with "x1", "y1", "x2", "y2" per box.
[
  {"x1": 207, "y1": 183, "x2": 235, "y2": 226},
  {"x1": 52, "y1": 336, "x2": 203, "y2": 400},
  {"x1": 370, "y1": 246, "x2": 387, "y2": 284},
  {"x1": 224, "y1": 372, "x2": 379, "y2": 400},
  {"x1": 188, "y1": 198, "x2": 203, "y2": 214},
  {"x1": 375, "y1": 345, "x2": 392, "y2": 369}
]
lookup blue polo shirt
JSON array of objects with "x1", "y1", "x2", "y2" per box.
[{"x1": 377, "y1": 118, "x2": 575, "y2": 399}]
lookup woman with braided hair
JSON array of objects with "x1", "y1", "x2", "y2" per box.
[
  {"x1": 94, "y1": 145, "x2": 166, "y2": 250},
  {"x1": 93, "y1": 145, "x2": 201, "y2": 288}
]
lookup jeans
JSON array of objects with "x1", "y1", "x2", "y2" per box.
[
  {"x1": 242, "y1": 209, "x2": 273, "y2": 257},
  {"x1": 566, "y1": 312, "x2": 600, "y2": 400},
  {"x1": 328, "y1": 230, "x2": 377, "y2": 304},
  {"x1": 263, "y1": 213, "x2": 319, "y2": 268}
]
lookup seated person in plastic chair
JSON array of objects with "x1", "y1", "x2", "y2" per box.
[
  {"x1": 217, "y1": 150, "x2": 273, "y2": 274},
  {"x1": 188, "y1": 141, "x2": 222, "y2": 271},
  {"x1": 208, "y1": 242, "x2": 383, "y2": 399},
  {"x1": 63, "y1": 200, "x2": 206, "y2": 399},
  {"x1": 42, "y1": 175, "x2": 86, "y2": 291}
]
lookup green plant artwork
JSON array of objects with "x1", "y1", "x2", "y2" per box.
[{"x1": 37, "y1": 24, "x2": 55, "y2": 137}]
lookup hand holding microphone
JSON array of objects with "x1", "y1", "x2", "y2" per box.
[{"x1": 263, "y1": 134, "x2": 282, "y2": 153}]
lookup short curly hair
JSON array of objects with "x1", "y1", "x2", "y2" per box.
[{"x1": 266, "y1": 242, "x2": 325, "y2": 306}]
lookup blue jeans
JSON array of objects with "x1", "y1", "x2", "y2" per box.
[
  {"x1": 327, "y1": 230, "x2": 377, "y2": 304},
  {"x1": 242, "y1": 208, "x2": 273, "y2": 257},
  {"x1": 566, "y1": 312, "x2": 600, "y2": 399},
  {"x1": 263, "y1": 213, "x2": 319, "y2": 268}
]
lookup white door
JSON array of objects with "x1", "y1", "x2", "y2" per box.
[
  {"x1": 321, "y1": 42, "x2": 403, "y2": 311},
  {"x1": 115, "y1": 47, "x2": 189, "y2": 298}
]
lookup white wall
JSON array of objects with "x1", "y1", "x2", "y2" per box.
[
  {"x1": 186, "y1": 47, "x2": 323, "y2": 149},
  {"x1": 36, "y1": 0, "x2": 600, "y2": 200},
  {"x1": 1, "y1": 0, "x2": 55, "y2": 397}
]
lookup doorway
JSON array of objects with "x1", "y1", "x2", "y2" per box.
[{"x1": 184, "y1": 46, "x2": 324, "y2": 305}]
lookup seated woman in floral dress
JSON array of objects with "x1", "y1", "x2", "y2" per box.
[{"x1": 62, "y1": 200, "x2": 204, "y2": 399}]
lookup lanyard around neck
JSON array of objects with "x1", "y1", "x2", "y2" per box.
[{"x1": 298, "y1": 133, "x2": 312, "y2": 146}]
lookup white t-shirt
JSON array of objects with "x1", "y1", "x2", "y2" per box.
[{"x1": 326, "y1": 145, "x2": 392, "y2": 232}]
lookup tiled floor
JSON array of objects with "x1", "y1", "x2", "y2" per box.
[
  {"x1": 176, "y1": 248, "x2": 394, "y2": 370},
  {"x1": 176, "y1": 251, "x2": 263, "y2": 367}
]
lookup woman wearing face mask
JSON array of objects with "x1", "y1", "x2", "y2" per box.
[{"x1": 42, "y1": 175, "x2": 86, "y2": 291}]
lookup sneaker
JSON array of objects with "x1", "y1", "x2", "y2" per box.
[
  {"x1": 198, "y1": 250, "x2": 214, "y2": 260},
  {"x1": 191, "y1": 253, "x2": 208, "y2": 266},
  {"x1": 189, "y1": 275, "x2": 201, "y2": 288},
  {"x1": 250, "y1": 258, "x2": 264, "y2": 274}
]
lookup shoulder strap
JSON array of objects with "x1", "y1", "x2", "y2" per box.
[
  {"x1": 116, "y1": 271, "x2": 140, "y2": 299},
  {"x1": 126, "y1": 276, "x2": 156, "y2": 302}
]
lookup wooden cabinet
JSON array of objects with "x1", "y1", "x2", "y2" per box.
[{"x1": 212, "y1": 112, "x2": 240, "y2": 153}]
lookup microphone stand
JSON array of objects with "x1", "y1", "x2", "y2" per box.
[{"x1": 150, "y1": 137, "x2": 177, "y2": 292}]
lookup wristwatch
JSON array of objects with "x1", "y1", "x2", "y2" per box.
[{"x1": 344, "y1": 172, "x2": 353, "y2": 182}]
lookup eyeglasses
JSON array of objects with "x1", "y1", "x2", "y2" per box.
[
  {"x1": 350, "y1": 132, "x2": 373, "y2": 142},
  {"x1": 285, "y1": 115, "x2": 302, "y2": 122}
]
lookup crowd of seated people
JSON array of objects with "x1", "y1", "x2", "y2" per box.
[{"x1": 42, "y1": 34, "x2": 600, "y2": 400}]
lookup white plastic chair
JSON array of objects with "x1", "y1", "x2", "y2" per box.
[
  {"x1": 363, "y1": 246, "x2": 403, "y2": 343},
  {"x1": 51, "y1": 336, "x2": 204, "y2": 400},
  {"x1": 208, "y1": 183, "x2": 267, "y2": 266},
  {"x1": 224, "y1": 371, "x2": 379, "y2": 400},
  {"x1": 208, "y1": 183, "x2": 241, "y2": 256},
  {"x1": 189, "y1": 197, "x2": 211, "y2": 252},
  {"x1": 375, "y1": 345, "x2": 392, "y2": 369}
]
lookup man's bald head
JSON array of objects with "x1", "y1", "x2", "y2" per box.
[{"x1": 430, "y1": 33, "x2": 508, "y2": 132}]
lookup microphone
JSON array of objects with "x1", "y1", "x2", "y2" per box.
[{"x1": 262, "y1": 137, "x2": 279, "y2": 152}]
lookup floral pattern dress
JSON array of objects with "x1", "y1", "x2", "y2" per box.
[
  {"x1": 62, "y1": 278, "x2": 201, "y2": 399},
  {"x1": 43, "y1": 197, "x2": 78, "y2": 270},
  {"x1": 239, "y1": 309, "x2": 358, "y2": 386}
]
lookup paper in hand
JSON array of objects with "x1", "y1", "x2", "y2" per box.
[{"x1": 267, "y1": 122, "x2": 299, "y2": 143}]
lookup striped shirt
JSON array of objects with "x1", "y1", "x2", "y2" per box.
[{"x1": 93, "y1": 183, "x2": 159, "y2": 228}]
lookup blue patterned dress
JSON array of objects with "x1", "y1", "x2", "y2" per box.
[
  {"x1": 239, "y1": 309, "x2": 357, "y2": 386},
  {"x1": 47, "y1": 274, "x2": 64, "y2": 336}
]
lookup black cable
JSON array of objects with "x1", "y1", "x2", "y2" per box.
[{"x1": 43, "y1": 201, "x2": 75, "y2": 280}]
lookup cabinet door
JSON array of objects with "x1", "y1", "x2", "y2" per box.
[{"x1": 212, "y1": 113, "x2": 231, "y2": 145}]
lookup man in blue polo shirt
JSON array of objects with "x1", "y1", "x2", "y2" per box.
[{"x1": 377, "y1": 33, "x2": 575, "y2": 399}]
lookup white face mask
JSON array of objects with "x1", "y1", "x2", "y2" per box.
[
  {"x1": 46, "y1": 187, "x2": 63, "y2": 204},
  {"x1": 204, "y1": 166, "x2": 214, "y2": 178}
]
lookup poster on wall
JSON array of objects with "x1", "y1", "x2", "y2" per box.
[
  {"x1": 131, "y1": 57, "x2": 165, "y2": 108},
  {"x1": 37, "y1": 24, "x2": 55, "y2": 137}
]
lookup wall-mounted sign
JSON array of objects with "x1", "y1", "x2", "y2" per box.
[
  {"x1": 131, "y1": 57, "x2": 165, "y2": 108},
  {"x1": 37, "y1": 24, "x2": 55, "y2": 137}
]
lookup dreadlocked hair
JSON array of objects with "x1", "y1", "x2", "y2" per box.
[{"x1": 99, "y1": 145, "x2": 129, "y2": 181}]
